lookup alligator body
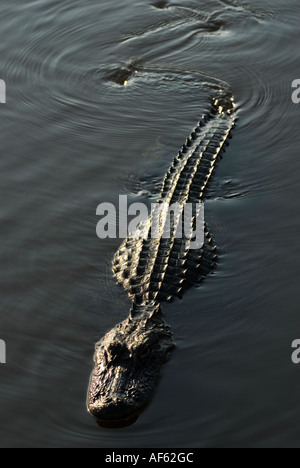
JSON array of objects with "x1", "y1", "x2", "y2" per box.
[{"x1": 87, "y1": 92, "x2": 236, "y2": 428}]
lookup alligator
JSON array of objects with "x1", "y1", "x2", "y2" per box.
[{"x1": 87, "y1": 89, "x2": 236, "y2": 428}]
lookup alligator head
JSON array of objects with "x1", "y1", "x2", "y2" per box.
[{"x1": 87, "y1": 301, "x2": 175, "y2": 428}]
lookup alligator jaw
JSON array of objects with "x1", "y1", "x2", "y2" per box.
[
  {"x1": 88, "y1": 378, "x2": 144, "y2": 428},
  {"x1": 88, "y1": 399, "x2": 143, "y2": 429},
  {"x1": 88, "y1": 363, "x2": 153, "y2": 428},
  {"x1": 93, "y1": 412, "x2": 140, "y2": 429}
]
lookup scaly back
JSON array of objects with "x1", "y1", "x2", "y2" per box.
[{"x1": 113, "y1": 94, "x2": 236, "y2": 306}]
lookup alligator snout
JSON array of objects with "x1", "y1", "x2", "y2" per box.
[{"x1": 88, "y1": 399, "x2": 140, "y2": 428}]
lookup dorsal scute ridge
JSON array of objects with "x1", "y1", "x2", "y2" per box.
[{"x1": 112, "y1": 93, "x2": 236, "y2": 304}]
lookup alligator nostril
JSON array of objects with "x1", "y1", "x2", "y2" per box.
[{"x1": 88, "y1": 401, "x2": 141, "y2": 428}]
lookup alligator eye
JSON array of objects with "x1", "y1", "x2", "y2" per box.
[
  {"x1": 141, "y1": 346, "x2": 150, "y2": 359},
  {"x1": 108, "y1": 342, "x2": 122, "y2": 356}
]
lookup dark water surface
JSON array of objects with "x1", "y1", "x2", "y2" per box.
[{"x1": 1, "y1": 0, "x2": 300, "y2": 448}]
